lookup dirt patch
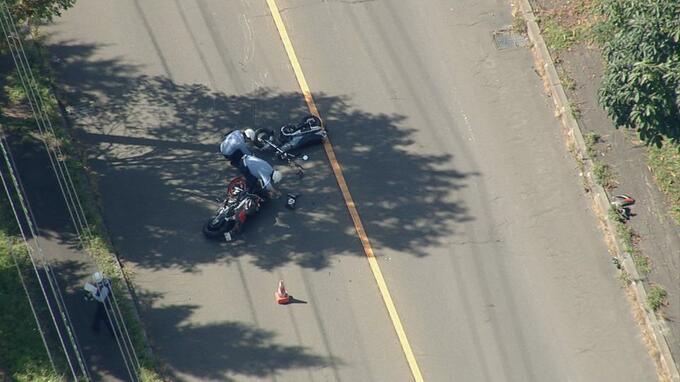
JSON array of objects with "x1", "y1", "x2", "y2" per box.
[{"x1": 532, "y1": 0, "x2": 597, "y2": 28}]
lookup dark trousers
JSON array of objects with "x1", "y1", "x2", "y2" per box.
[
  {"x1": 238, "y1": 167, "x2": 266, "y2": 197},
  {"x1": 91, "y1": 300, "x2": 114, "y2": 337}
]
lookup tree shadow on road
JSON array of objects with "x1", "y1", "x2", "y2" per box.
[
  {"x1": 135, "y1": 291, "x2": 339, "y2": 381},
  {"x1": 46, "y1": 39, "x2": 476, "y2": 272}
]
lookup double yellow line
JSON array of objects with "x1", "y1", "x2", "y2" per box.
[{"x1": 265, "y1": 1, "x2": 424, "y2": 380}]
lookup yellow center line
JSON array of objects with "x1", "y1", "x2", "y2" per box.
[{"x1": 265, "y1": 1, "x2": 424, "y2": 381}]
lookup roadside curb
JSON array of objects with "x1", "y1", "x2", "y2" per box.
[{"x1": 516, "y1": 1, "x2": 680, "y2": 380}]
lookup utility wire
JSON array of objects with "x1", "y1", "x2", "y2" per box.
[
  {"x1": 0, "y1": 135, "x2": 56, "y2": 372},
  {"x1": 0, "y1": 136, "x2": 82, "y2": 380},
  {"x1": 1, "y1": 134, "x2": 92, "y2": 381},
  {"x1": 3, "y1": 3, "x2": 90, "y2": 236},
  {"x1": 96, "y1": 281, "x2": 138, "y2": 382},
  {"x1": 1, "y1": 2, "x2": 142, "y2": 378},
  {"x1": 2, "y1": 3, "x2": 143, "y2": 373},
  {"x1": 0, "y1": 3, "x2": 86, "y2": 237},
  {"x1": 0, "y1": 7, "x2": 90, "y2": 380}
]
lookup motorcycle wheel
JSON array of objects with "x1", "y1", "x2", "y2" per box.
[
  {"x1": 202, "y1": 218, "x2": 236, "y2": 239},
  {"x1": 254, "y1": 128, "x2": 275, "y2": 149}
]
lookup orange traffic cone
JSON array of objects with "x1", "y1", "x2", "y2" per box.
[{"x1": 275, "y1": 280, "x2": 291, "y2": 305}]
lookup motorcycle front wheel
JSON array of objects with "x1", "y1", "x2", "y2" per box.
[
  {"x1": 254, "y1": 128, "x2": 275, "y2": 149},
  {"x1": 202, "y1": 217, "x2": 236, "y2": 239}
]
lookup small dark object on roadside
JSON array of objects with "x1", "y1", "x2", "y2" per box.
[{"x1": 286, "y1": 194, "x2": 298, "y2": 209}]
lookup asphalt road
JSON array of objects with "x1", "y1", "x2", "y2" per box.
[{"x1": 46, "y1": 0, "x2": 657, "y2": 381}]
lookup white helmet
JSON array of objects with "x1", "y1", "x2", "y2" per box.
[
  {"x1": 93, "y1": 272, "x2": 104, "y2": 283},
  {"x1": 244, "y1": 129, "x2": 255, "y2": 141},
  {"x1": 272, "y1": 170, "x2": 282, "y2": 184}
]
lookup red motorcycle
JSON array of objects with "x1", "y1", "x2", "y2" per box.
[{"x1": 202, "y1": 177, "x2": 263, "y2": 241}]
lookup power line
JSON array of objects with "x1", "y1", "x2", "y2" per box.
[
  {"x1": 5, "y1": 6, "x2": 91, "y2": 237},
  {"x1": 0, "y1": 3, "x2": 87, "y2": 238},
  {"x1": 0, "y1": 135, "x2": 55, "y2": 372},
  {"x1": 0, "y1": 2, "x2": 142, "y2": 369},
  {"x1": 0, "y1": 135, "x2": 85, "y2": 380},
  {"x1": 96, "y1": 279, "x2": 139, "y2": 382},
  {"x1": 0, "y1": 6, "x2": 91, "y2": 380},
  {"x1": 0, "y1": 2, "x2": 143, "y2": 378}
]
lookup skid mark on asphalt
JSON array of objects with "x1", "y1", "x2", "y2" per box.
[
  {"x1": 298, "y1": 269, "x2": 342, "y2": 381},
  {"x1": 348, "y1": 0, "x2": 536, "y2": 378},
  {"x1": 132, "y1": 0, "x2": 173, "y2": 79},
  {"x1": 265, "y1": 0, "x2": 424, "y2": 381},
  {"x1": 172, "y1": 0, "x2": 218, "y2": 89},
  {"x1": 195, "y1": 0, "x2": 245, "y2": 93}
]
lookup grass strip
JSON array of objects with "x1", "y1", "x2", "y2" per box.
[
  {"x1": 648, "y1": 143, "x2": 680, "y2": 224},
  {"x1": 1, "y1": 32, "x2": 164, "y2": 381},
  {"x1": 0, "y1": 222, "x2": 65, "y2": 381}
]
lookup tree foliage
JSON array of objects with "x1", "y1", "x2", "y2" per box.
[
  {"x1": 4, "y1": 0, "x2": 75, "y2": 23},
  {"x1": 597, "y1": 0, "x2": 680, "y2": 147}
]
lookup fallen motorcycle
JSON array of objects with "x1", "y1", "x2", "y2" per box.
[
  {"x1": 254, "y1": 115, "x2": 327, "y2": 163},
  {"x1": 202, "y1": 176, "x2": 263, "y2": 241},
  {"x1": 611, "y1": 194, "x2": 635, "y2": 220}
]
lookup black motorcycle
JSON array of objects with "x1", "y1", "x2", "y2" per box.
[
  {"x1": 202, "y1": 176, "x2": 263, "y2": 241},
  {"x1": 254, "y1": 115, "x2": 327, "y2": 162}
]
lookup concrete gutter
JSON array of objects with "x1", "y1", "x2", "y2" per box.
[{"x1": 516, "y1": 1, "x2": 680, "y2": 380}]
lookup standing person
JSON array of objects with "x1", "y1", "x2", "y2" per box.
[
  {"x1": 84, "y1": 272, "x2": 113, "y2": 336},
  {"x1": 220, "y1": 129, "x2": 256, "y2": 168},
  {"x1": 240, "y1": 154, "x2": 283, "y2": 199}
]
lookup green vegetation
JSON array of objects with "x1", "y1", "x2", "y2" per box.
[
  {"x1": 648, "y1": 143, "x2": 680, "y2": 224},
  {"x1": 596, "y1": 0, "x2": 680, "y2": 147},
  {"x1": 1, "y1": 8, "x2": 163, "y2": 381},
  {"x1": 592, "y1": 162, "x2": 616, "y2": 189},
  {"x1": 0, "y1": 224, "x2": 64, "y2": 381},
  {"x1": 511, "y1": 8, "x2": 527, "y2": 35},
  {"x1": 540, "y1": 17, "x2": 579, "y2": 52},
  {"x1": 536, "y1": 0, "x2": 597, "y2": 53},
  {"x1": 609, "y1": 206, "x2": 633, "y2": 249},
  {"x1": 583, "y1": 132, "x2": 600, "y2": 159},
  {"x1": 633, "y1": 254, "x2": 651, "y2": 276},
  {"x1": 589, "y1": 1, "x2": 680, "y2": 224},
  {"x1": 570, "y1": 101, "x2": 582, "y2": 120},
  {"x1": 560, "y1": 71, "x2": 575, "y2": 91},
  {"x1": 648, "y1": 284, "x2": 668, "y2": 312},
  {"x1": 2, "y1": 0, "x2": 75, "y2": 23},
  {"x1": 608, "y1": 206, "x2": 652, "y2": 277},
  {"x1": 537, "y1": 0, "x2": 678, "y2": 321},
  {"x1": 0, "y1": 53, "x2": 64, "y2": 379},
  {"x1": 618, "y1": 269, "x2": 631, "y2": 286},
  {"x1": 4, "y1": 69, "x2": 59, "y2": 119}
]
